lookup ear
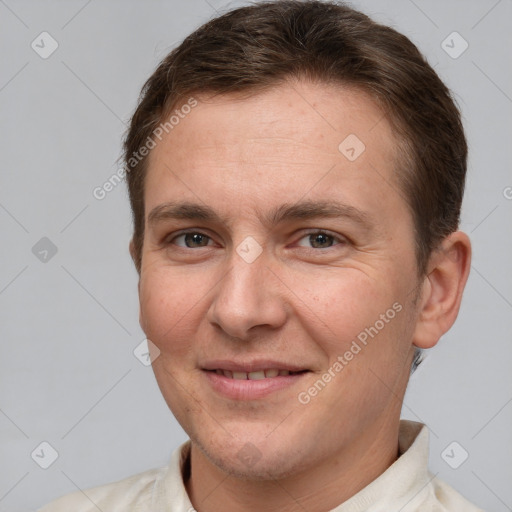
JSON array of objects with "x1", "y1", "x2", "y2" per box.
[
  {"x1": 129, "y1": 238, "x2": 137, "y2": 269},
  {"x1": 129, "y1": 238, "x2": 145, "y2": 330},
  {"x1": 129, "y1": 238, "x2": 141, "y2": 287},
  {"x1": 412, "y1": 231, "x2": 471, "y2": 349}
]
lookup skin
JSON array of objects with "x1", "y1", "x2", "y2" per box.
[{"x1": 130, "y1": 80, "x2": 471, "y2": 512}]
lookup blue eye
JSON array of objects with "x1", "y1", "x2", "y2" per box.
[
  {"x1": 168, "y1": 230, "x2": 345, "y2": 251},
  {"x1": 296, "y1": 231, "x2": 343, "y2": 249}
]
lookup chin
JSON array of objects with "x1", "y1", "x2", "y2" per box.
[{"x1": 194, "y1": 428, "x2": 309, "y2": 481}]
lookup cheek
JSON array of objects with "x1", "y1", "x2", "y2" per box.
[
  {"x1": 138, "y1": 268, "x2": 206, "y2": 354},
  {"x1": 291, "y1": 268, "x2": 394, "y2": 351}
]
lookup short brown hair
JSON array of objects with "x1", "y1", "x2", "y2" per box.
[{"x1": 123, "y1": 0, "x2": 467, "y2": 276}]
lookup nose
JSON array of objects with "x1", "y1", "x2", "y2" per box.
[{"x1": 206, "y1": 246, "x2": 288, "y2": 340}]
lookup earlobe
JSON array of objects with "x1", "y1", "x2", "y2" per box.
[{"x1": 412, "y1": 231, "x2": 471, "y2": 349}]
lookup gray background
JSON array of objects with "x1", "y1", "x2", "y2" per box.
[{"x1": 1, "y1": 0, "x2": 511, "y2": 511}]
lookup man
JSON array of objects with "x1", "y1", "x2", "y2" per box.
[{"x1": 39, "y1": 1, "x2": 482, "y2": 510}]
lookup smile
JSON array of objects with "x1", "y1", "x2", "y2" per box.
[
  {"x1": 202, "y1": 365, "x2": 310, "y2": 400},
  {"x1": 210, "y1": 369, "x2": 307, "y2": 379}
]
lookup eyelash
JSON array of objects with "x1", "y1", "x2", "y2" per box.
[{"x1": 166, "y1": 229, "x2": 347, "y2": 250}]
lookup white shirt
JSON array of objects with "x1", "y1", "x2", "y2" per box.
[{"x1": 38, "y1": 420, "x2": 483, "y2": 511}]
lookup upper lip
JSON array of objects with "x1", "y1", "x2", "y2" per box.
[{"x1": 201, "y1": 359, "x2": 309, "y2": 373}]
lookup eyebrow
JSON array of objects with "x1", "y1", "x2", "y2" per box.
[{"x1": 147, "y1": 200, "x2": 374, "y2": 231}]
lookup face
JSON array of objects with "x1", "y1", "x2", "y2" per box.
[{"x1": 137, "y1": 81, "x2": 423, "y2": 479}]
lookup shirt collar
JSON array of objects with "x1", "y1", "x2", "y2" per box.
[{"x1": 332, "y1": 420, "x2": 432, "y2": 511}]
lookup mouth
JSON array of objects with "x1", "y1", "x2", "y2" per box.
[
  {"x1": 201, "y1": 362, "x2": 311, "y2": 400},
  {"x1": 206, "y1": 368, "x2": 308, "y2": 380}
]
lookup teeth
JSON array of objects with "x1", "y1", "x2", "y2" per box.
[
  {"x1": 248, "y1": 371, "x2": 266, "y2": 380},
  {"x1": 215, "y1": 368, "x2": 301, "y2": 379}
]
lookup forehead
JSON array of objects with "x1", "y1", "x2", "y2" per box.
[
  {"x1": 144, "y1": 81, "x2": 402, "y2": 222},
  {"x1": 156, "y1": 82, "x2": 393, "y2": 158}
]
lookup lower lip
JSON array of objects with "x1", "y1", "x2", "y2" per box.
[{"x1": 203, "y1": 370, "x2": 309, "y2": 400}]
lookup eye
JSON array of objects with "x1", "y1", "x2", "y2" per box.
[
  {"x1": 166, "y1": 230, "x2": 345, "y2": 251},
  {"x1": 296, "y1": 230, "x2": 344, "y2": 249},
  {"x1": 170, "y1": 231, "x2": 214, "y2": 248}
]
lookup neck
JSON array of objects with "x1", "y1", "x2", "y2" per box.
[{"x1": 185, "y1": 415, "x2": 401, "y2": 512}]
